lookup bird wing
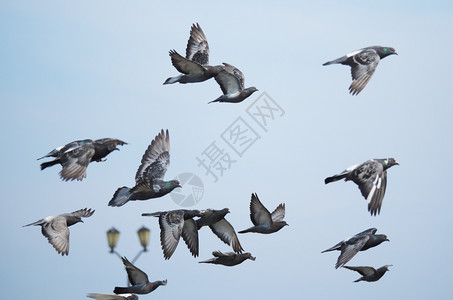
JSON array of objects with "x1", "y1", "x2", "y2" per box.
[
  {"x1": 159, "y1": 211, "x2": 184, "y2": 259},
  {"x1": 185, "y1": 23, "x2": 210, "y2": 66},
  {"x1": 209, "y1": 219, "x2": 243, "y2": 253},
  {"x1": 343, "y1": 265, "x2": 376, "y2": 276},
  {"x1": 121, "y1": 257, "x2": 149, "y2": 285},
  {"x1": 249, "y1": 193, "x2": 273, "y2": 226},
  {"x1": 135, "y1": 129, "x2": 170, "y2": 184},
  {"x1": 59, "y1": 140, "x2": 95, "y2": 181},
  {"x1": 41, "y1": 216, "x2": 70, "y2": 255},
  {"x1": 270, "y1": 203, "x2": 285, "y2": 223},
  {"x1": 169, "y1": 50, "x2": 206, "y2": 75},
  {"x1": 69, "y1": 208, "x2": 95, "y2": 219},
  {"x1": 349, "y1": 49, "x2": 380, "y2": 95},
  {"x1": 215, "y1": 63, "x2": 244, "y2": 95},
  {"x1": 354, "y1": 228, "x2": 378, "y2": 237},
  {"x1": 212, "y1": 250, "x2": 235, "y2": 258},
  {"x1": 335, "y1": 235, "x2": 369, "y2": 268},
  {"x1": 352, "y1": 161, "x2": 386, "y2": 216},
  {"x1": 181, "y1": 218, "x2": 199, "y2": 257}
]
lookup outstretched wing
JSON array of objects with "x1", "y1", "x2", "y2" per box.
[
  {"x1": 270, "y1": 203, "x2": 285, "y2": 223},
  {"x1": 209, "y1": 219, "x2": 243, "y2": 253},
  {"x1": 169, "y1": 50, "x2": 206, "y2": 75},
  {"x1": 121, "y1": 257, "x2": 149, "y2": 285},
  {"x1": 135, "y1": 130, "x2": 170, "y2": 184},
  {"x1": 214, "y1": 63, "x2": 244, "y2": 95},
  {"x1": 249, "y1": 193, "x2": 272, "y2": 226},
  {"x1": 159, "y1": 210, "x2": 185, "y2": 259},
  {"x1": 335, "y1": 235, "x2": 369, "y2": 268},
  {"x1": 349, "y1": 49, "x2": 380, "y2": 95},
  {"x1": 186, "y1": 23, "x2": 210, "y2": 66},
  {"x1": 343, "y1": 265, "x2": 376, "y2": 276},
  {"x1": 42, "y1": 217, "x2": 70, "y2": 255},
  {"x1": 59, "y1": 140, "x2": 95, "y2": 181}
]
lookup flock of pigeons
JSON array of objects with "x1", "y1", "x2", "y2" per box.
[{"x1": 24, "y1": 23, "x2": 399, "y2": 299}]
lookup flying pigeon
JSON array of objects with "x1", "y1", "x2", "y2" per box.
[
  {"x1": 209, "y1": 63, "x2": 258, "y2": 103},
  {"x1": 38, "y1": 138, "x2": 127, "y2": 181},
  {"x1": 324, "y1": 158, "x2": 399, "y2": 216},
  {"x1": 87, "y1": 293, "x2": 138, "y2": 300},
  {"x1": 196, "y1": 208, "x2": 244, "y2": 253},
  {"x1": 23, "y1": 208, "x2": 95, "y2": 255},
  {"x1": 239, "y1": 193, "x2": 288, "y2": 234},
  {"x1": 109, "y1": 130, "x2": 181, "y2": 207},
  {"x1": 164, "y1": 23, "x2": 223, "y2": 84},
  {"x1": 321, "y1": 228, "x2": 389, "y2": 269},
  {"x1": 323, "y1": 46, "x2": 397, "y2": 95},
  {"x1": 113, "y1": 257, "x2": 167, "y2": 295},
  {"x1": 141, "y1": 209, "x2": 201, "y2": 259},
  {"x1": 199, "y1": 251, "x2": 255, "y2": 266},
  {"x1": 343, "y1": 265, "x2": 392, "y2": 282}
]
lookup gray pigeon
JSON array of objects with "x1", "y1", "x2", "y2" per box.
[
  {"x1": 239, "y1": 193, "x2": 288, "y2": 234},
  {"x1": 321, "y1": 228, "x2": 389, "y2": 269},
  {"x1": 164, "y1": 23, "x2": 223, "y2": 84},
  {"x1": 114, "y1": 257, "x2": 167, "y2": 295},
  {"x1": 39, "y1": 138, "x2": 127, "y2": 181},
  {"x1": 23, "y1": 208, "x2": 94, "y2": 255},
  {"x1": 323, "y1": 46, "x2": 397, "y2": 95},
  {"x1": 196, "y1": 208, "x2": 244, "y2": 253},
  {"x1": 87, "y1": 293, "x2": 138, "y2": 300},
  {"x1": 109, "y1": 130, "x2": 181, "y2": 207},
  {"x1": 199, "y1": 251, "x2": 255, "y2": 266},
  {"x1": 141, "y1": 209, "x2": 201, "y2": 259},
  {"x1": 209, "y1": 63, "x2": 258, "y2": 103},
  {"x1": 343, "y1": 265, "x2": 392, "y2": 282},
  {"x1": 324, "y1": 158, "x2": 399, "y2": 216}
]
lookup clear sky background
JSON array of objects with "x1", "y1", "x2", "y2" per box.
[{"x1": 1, "y1": 1, "x2": 452, "y2": 299}]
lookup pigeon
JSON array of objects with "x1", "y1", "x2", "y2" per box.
[
  {"x1": 323, "y1": 46, "x2": 397, "y2": 95},
  {"x1": 324, "y1": 158, "x2": 399, "y2": 216},
  {"x1": 321, "y1": 228, "x2": 389, "y2": 269},
  {"x1": 199, "y1": 251, "x2": 255, "y2": 266},
  {"x1": 38, "y1": 138, "x2": 127, "y2": 181},
  {"x1": 343, "y1": 265, "x2": 392, "y2": 282},
  {"x1": 141, "y1": 209, "x2": 201, "y2": 259},
  {"x1": 164, "y1": 23, "x2": 223, "y2": 84},
  {"x1": 238, "y1": 193, "x2": 288, "y2": 234},
  {"x1": 109, "y1": 129, "x2": 181, "y2": 207},
  {"x1": 87, "y1": 293, "x2": 138, "y2": 300},
  {"x1": 196, "y1": 208, "x2": 244, "y2": 253},
  {"x1": 113, "y1": 257, "x2": 167, "y2": 295},
  {"x1": 23, "y1": 208, "x2": 94, "y2": 255},
  {"x1": 209, "y1": 63, "x2": 258, "y2": 103}
]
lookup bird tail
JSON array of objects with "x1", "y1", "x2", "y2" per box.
[
  {"x1": 23, "y1": 219, "x2": 45, "y2": 227},
  {"x1": 238, "y1": 228, "x2": 253, "y2": 234},
  {"x1": 324, "y1": 172, "x2": 348, "y2": 184},
  {"x1": 40, "y1": 159, "x2": 60, "y2": 170},
  {"x1": 322, "y1": 55, "x2": 347, "y2": 66},
  {"x1": 163, "y1": 75, "x2": 181, "y2": 85},
  {"x1": 141, "y1": 212, "x2": 161, "y2": 217},
  {"x1": 113, "y1": 287, "x2": 131, "y2": 295},
  {"x1": 108, "y1": 187, "x2": 132, "y2": 207}
]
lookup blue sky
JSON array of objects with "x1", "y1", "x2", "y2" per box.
[{"x1": 1, "y1": 1, "x2": 452, "y2": 299}]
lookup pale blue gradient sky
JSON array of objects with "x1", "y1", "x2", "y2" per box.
[{"x1": 1, "y1": 1, "x2": 452, "y2": 299}]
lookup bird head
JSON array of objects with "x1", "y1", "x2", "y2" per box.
[
  {"x1": 245, "y1": 253, "x2": 256, "y2": 261},
  {"x1": 379, "y1": 47, "x2": 397, "y2": 58},
  {"x1": 161, "y1": 279, "x2": 168, "y2": 286}
]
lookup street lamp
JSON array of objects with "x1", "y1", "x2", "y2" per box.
[{"x1": 106, "y1": 226, "x2": 150, "y2": 264}]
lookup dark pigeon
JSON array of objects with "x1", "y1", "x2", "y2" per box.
[
  {"x1": 209, "y1": 63, "x2": 258, "y2": 103},
  {"x1": 323, "y1": 46, "x2": 397, "y2": 95},
  {"x1": 196, "y1": 208, "x2": 244, "y2": 253},
  {"x1": 321, "y1": 228, "x2": 389, "y2": 269},
  {"x1": 199, "y1": 251, "x2": 255, "y2": 266},
  {"x1": 141, "y1": 209, "x2": 201, "y2": 259},
  {"x1": 109, "y1": 130, "x2": 181, "y2": 207},
  {"x1": 239, "y1": 193, "x2": 288, "y2": 234},
  {"x1": 164, "y1": 23, "x2": 223, "y2": 84},
  {"x1": 38, "y1": 138, "x2": 127, "y2": 181},
  {"x1": 87, "y1": 293, "x2": 138, "y2": 300},
  {"x1": 324, "y1": 158, "x2": 399, "y2": 216},
  {"x1": 113, "y1": 257, "x2": 167, "y2": 295},
  {"x1": 23, "y1": 208, "x2": 94, "y2": 255},
  {"x1": 343, "y1": 265, "x2": 392, "y2": 282}
]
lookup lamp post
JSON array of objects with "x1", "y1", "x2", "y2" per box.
[{"x1": 106, "y1": 226, "x2": 150, "y2": 264}]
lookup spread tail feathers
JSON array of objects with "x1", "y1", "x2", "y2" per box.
[
  {"x1": 109, "y1": 187, "x2": 131, "y2": 207},
  {"x1": 324, "y1": 173, "x2": 348, "y2": 184}
]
